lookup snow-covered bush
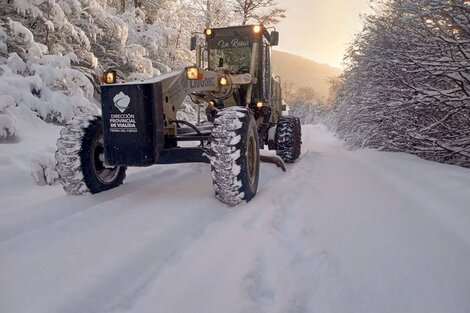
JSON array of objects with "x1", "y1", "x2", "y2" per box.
[
  {"x1": 0, "y1": 95, "x2": 17, "y2": 140},
  {"x1": 31, "y1": 154, "x2": 59, "y2": 185},
  {"x1": 1, "y1": 0, "x2": 174, "y2": 85},
  {"x1": 0, "y1": 16, "x2": 100, "y2": 123},
  {"x1": 0, "y1": 29, "x2": 99, "y2": 125}
]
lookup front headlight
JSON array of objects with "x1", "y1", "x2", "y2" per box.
[
  {"x1": 186, "y1": 66, "x2": 203, "y2": 80},
  {"x1": 218, "y1": 77, "x2": 228, "y2": 86},
  {"x1": 99, "y1": 69, "x2": 117, "y2": 84}
]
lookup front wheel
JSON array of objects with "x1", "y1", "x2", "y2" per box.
[
  {"x1": 210, "y1": 107, "x2": 260, "y2": 206},
  {"x1": 56, "y1": 115, "x2": 127, "y2": 195}
]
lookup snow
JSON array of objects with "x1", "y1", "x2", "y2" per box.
[
  {"x1": 1, "y1": 124, "x2": 470, "y2": 313},
  {"x1": 0, "y1": 95, "x2": 17, "y2": 139},
  {"x1": 9, "y1": 18, "x2": 47, "y2": 60},
  {"x1": 0, "y1": 113, "x2": 17, "y2": 139},
  {"x1": 31, "y1": 154, "x2": 59, "y2": 185},
  {"x1": 0, "y1": 25, "x2": 99, "y2": 127}
]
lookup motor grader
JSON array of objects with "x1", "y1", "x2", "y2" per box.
[{"x1": 56, "y1": 24, "x2": 302, "y2": 206}]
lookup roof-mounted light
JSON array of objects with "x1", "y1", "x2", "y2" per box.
[
  {"x1": 205, "y1": 28, "x2": 213, "y2": 36},
  {"x1": 253, "y1": 25, "x2": 262, "y2": 34}
]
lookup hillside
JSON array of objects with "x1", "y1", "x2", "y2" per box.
[{"x1": 271, "y1": 50, "x2": 342, "y2": 99}]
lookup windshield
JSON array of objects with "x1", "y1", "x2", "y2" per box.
[{"x1": 208, "y1": 47, "x2": 252, "y2": 73}]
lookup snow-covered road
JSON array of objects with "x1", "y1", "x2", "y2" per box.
[{"x1": 2, "y1": 125, "x2": 470, "y2": 313}]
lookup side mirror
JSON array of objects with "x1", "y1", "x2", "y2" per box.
[
  {"x1": 190, "y1": 36, "x2": 197, "y2": 51},
  {"x1": 270, "y1": 31, "x2": 279, "y2": 46}
]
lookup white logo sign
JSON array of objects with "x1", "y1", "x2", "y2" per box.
[
  {"x1": 113, "y1": 91, "x2": 131, "y2": 113},
  {"x1": 217, "y1": 38, "x2": 250, "y2": 49}
]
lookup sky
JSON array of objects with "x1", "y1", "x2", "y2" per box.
[{"x1": 275, "y1": 0, "x2": 373, "y2": 69}]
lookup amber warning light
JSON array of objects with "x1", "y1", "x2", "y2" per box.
[
  {"x1": 99, "y1": 70, "x2": 117, "y2": 84},
  {"x1": 186, "y1": 67, "x2": 204, "y2": 80}
]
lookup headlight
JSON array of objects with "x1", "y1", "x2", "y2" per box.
[
  {"x1": 186, "y1": 66, "x2": 203, "y2": 80},
  {"x1": 99, "y1": 70, "x2": 117, "y2": 84},
  {"x1": 256, "y1": 101, "x2": 264, "y2": 108},
  {"x1": 218, "y1": 77, "x2": 228, "y2": 86},
  {"x1": 106, "y1": 71, "x2": 116, "y2": 84},
  {"x1": 253, "y1": 25, "x2": 262, "y2": 34},
  {"x1": 205, "y1": 28, "x2": 213, "y2": 36}
]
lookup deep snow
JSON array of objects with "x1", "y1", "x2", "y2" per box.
[{"x1": 1, "y1": 121, "x2": 470, "y2": 313}]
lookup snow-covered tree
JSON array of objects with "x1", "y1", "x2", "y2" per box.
[
  {"x1": 0, "y1": 17, "x2": 98, "y2": 124},
  {"x1": 192, "y1": 0, "x2": 235, "y2": 28},
  {"x1": 0, "y1": 0, "x2": 174, "y2": 128},
  {"x1": 234, "y1": 0, "x2": 286, "y2": 25},
  {"x1": 332, "y1": 0, "x2": 470, "y2": 167},
  {"x1": 287, "y1": 87, "x2": 331, "y2": 125}
]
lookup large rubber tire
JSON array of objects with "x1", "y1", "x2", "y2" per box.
[
  {"x1": 56, "y1": 115, "x2": 127, "y2": 195},
  {"x1": 275, "y1": 115, "x2": 302, "y2": 163},
  {"x1": 210, "y1": 107, "x2": 260, "y2": 206}
]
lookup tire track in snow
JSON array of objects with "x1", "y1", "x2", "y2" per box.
[
  {"x1": 0, "y1": 166, "x2": 203, "y2": 243},
  {"x1": 240, "y1": 154, "x2": 340, "y2": 313},
  {"x1": 111, "y1": 154, "x2": 340, "y2": 313},
  {"x1": 0, "y1": 167, "x2": 176, "y2": 242}
]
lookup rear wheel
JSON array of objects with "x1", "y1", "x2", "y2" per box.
[
  {"x1": 210, "y1": 107, "x2": 260, "y2": 206},
  {"x1": 275, "y1": 115, "x2": 302, "y2": 163},
  {"x1": 56, "y1": 115, "x2": 126, "y2": 195}
]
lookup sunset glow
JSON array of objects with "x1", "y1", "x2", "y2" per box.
[{"x1": 276, "y1": 0, "x2": 373, "y2": 68}]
